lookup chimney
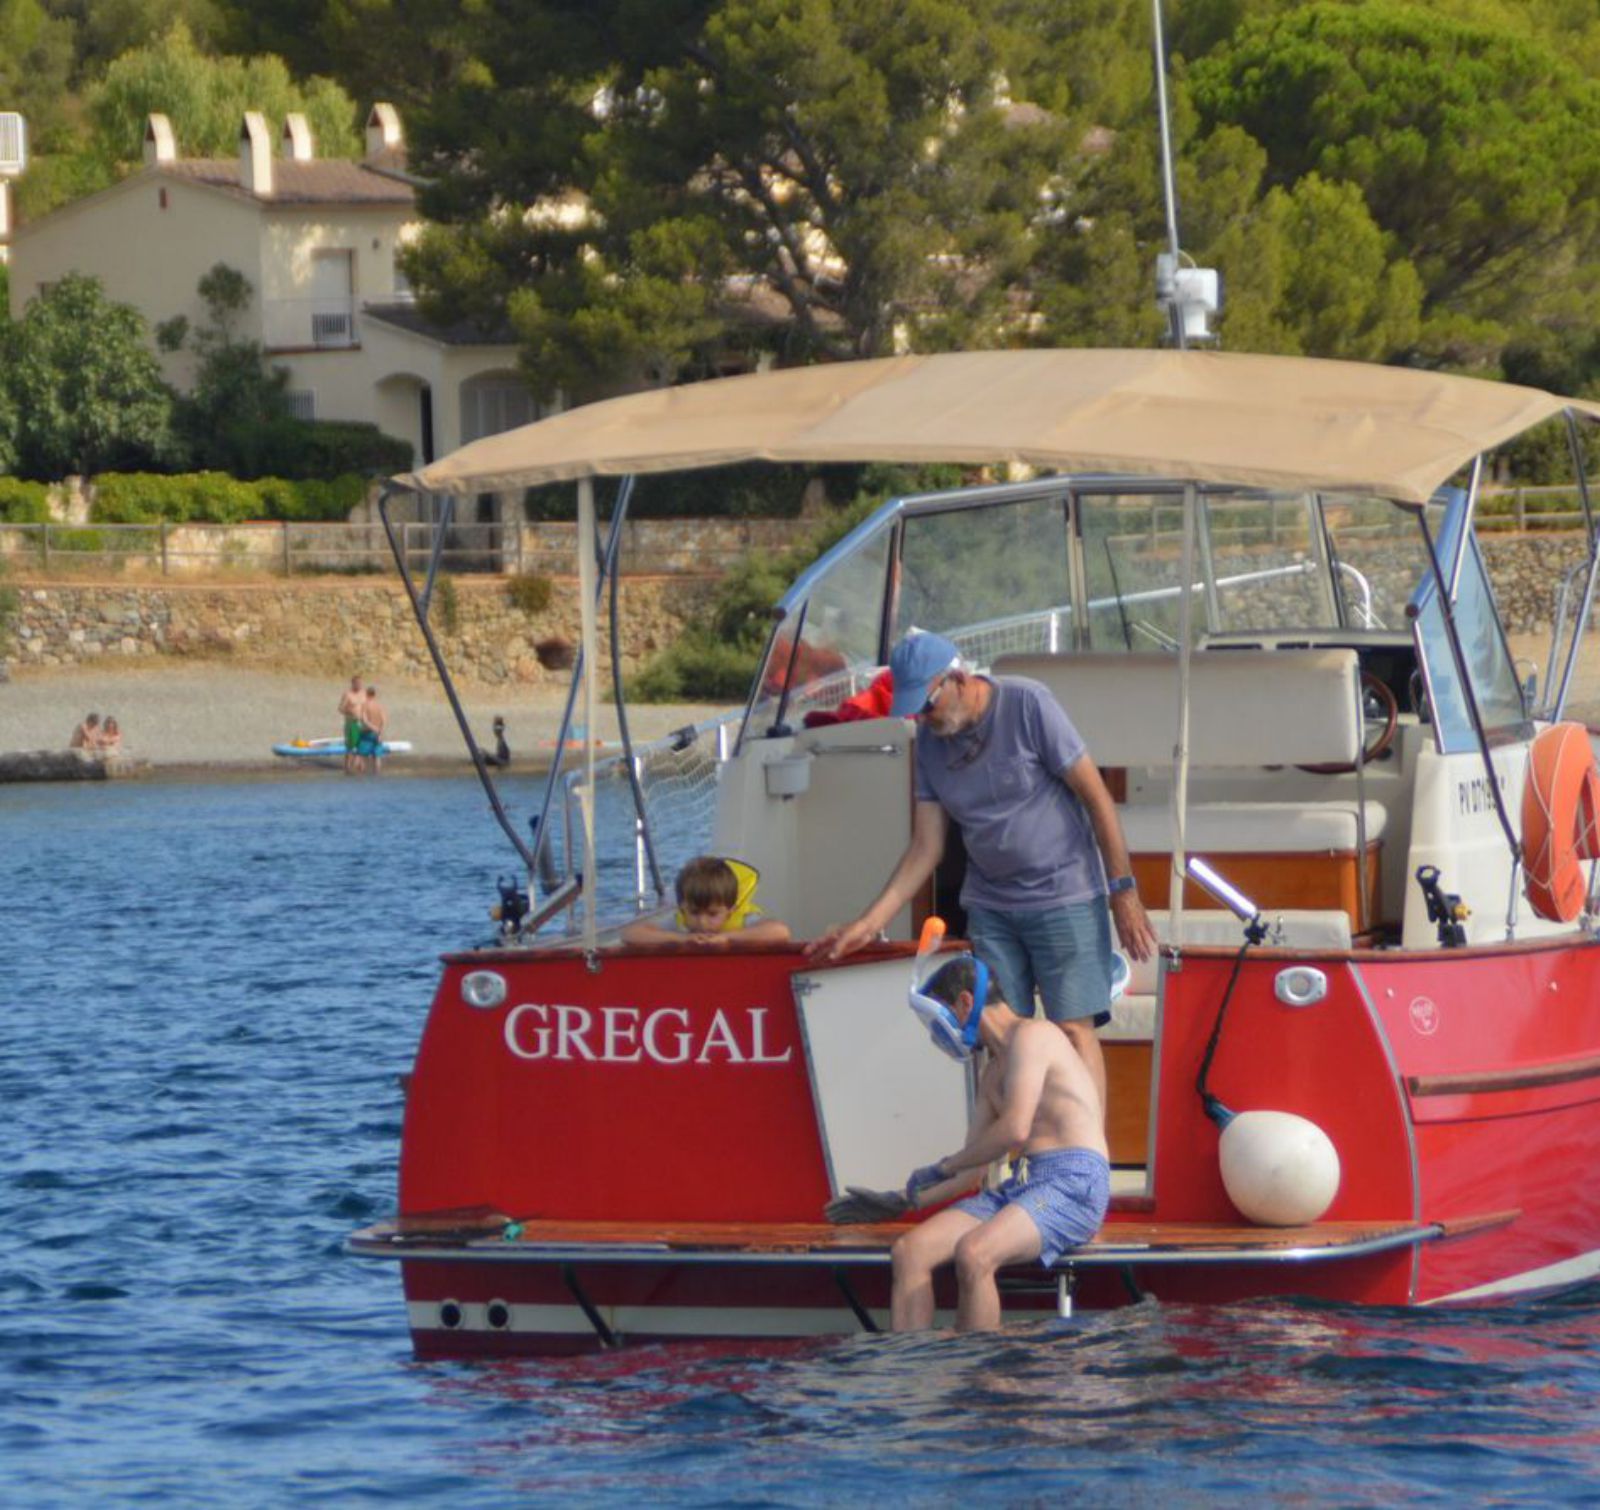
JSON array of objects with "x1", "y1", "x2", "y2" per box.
[
  {"x1": 280, "y1": 113, "x2": 315, "y2": 161},
  {"x1": 365, "y1": 102, "x2": 402, "y2": 160},
  {"x1": 143, "y1": 113, "x2": 176, "y2": 167},
  {"x1": 239, "y1": 111, "x2": 272, "y2": 195}
]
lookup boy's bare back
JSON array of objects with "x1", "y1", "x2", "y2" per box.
[{"x1": 980, "y1": 1018, "x2": 1108, "y2": 1161}]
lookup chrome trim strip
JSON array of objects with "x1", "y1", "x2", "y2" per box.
[{"x1": 354, "y1": 1224, "x2": 1439, "y2": 1269}]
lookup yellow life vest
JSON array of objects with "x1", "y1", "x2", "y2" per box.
[{"x1": 675, "y1": 858, "x2": 763, "y2": 932}]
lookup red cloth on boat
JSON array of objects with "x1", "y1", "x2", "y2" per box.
[{"x1": 804, "y1": 669, "x2": 895, "y2": 728}]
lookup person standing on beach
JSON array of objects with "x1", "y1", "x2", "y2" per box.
[
  {"x1": 338, "y1": 676, "x2": 366, "y2": 775},
  {"x1": 358, "y1": 686, "x2": 387, "y2": 775}
]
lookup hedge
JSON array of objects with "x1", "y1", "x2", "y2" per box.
[
  {"x1": 88, "y1": 472, "x2": 371, "y2": 524},
  {"x1": 0, "y1": 478, "x2": 51, "y2": 523}
]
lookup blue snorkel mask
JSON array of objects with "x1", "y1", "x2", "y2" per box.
[{"x1": 908, "y1": 953, "x2": 991, "y2": 1062}]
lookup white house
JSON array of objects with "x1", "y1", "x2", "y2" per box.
[{"x1": 6, "y1": 104, "x2": 536, "y2": 468}]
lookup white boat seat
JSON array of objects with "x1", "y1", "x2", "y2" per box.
[
  {"x1": 1103, "y1": 993, "x2": 1157, "y2": 1042},
  {"x1": 1119, "y1": 800, "x2": 1388, "y2": 856}
]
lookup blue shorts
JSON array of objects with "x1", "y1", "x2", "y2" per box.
[
  {"x1": 356, "y1": 730, "x2": 382, "y2": 756},
  {"x1": 953, "y1": 1147, "x2": 1110, "y2": 1266},
  {"x1": 967, "y1": 899, "x2": 1113, "y2": 1026}
]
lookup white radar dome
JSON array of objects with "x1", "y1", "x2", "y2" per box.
[{"x1": 1219, "y1": 1110, "x2": 1341, "y2": 1227}]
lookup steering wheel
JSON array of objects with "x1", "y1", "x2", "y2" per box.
[{"x1": 1299, "y1": 672, "x2": 1399, "y2": 775}]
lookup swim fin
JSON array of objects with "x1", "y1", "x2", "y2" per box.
[{"x1": 824, "y1": 1186, "x2": 911, "y2": 1224}]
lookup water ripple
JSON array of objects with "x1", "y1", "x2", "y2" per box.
[{"x1": 5, "y1": 778, "x2": 1600, "y2": 1505}]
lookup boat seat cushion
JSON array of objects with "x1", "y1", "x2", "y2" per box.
[
  {"x1": 995, "y1": 649, "x2": 1362, "y2": 768},
  {"x1": 1119, "y1": 800, "x2": 1388, "y2": 856}
]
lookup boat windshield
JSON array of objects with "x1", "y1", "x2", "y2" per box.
[
  {"x1": 747, "y1": 521, "x2": 893, "y2": 735},
  {"x1": 742, "y1": 478, "x2": 1519, "y2": 740},
  {"x1": 1410, "y1": 490, "x2": 1529, "y2": 750}
]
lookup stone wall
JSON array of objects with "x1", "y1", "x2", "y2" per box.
[
  {"x1": 0, "y1": 514, "x2": 811, "y2": 577},
  {"x1": 2, "y1": 530, "x2": 1588, "y2": 681},
  {"x1": 9, "y1": 576, "x2": 716, "y2": 686}
]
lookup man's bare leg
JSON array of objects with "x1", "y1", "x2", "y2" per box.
[
  {"x1": 890, "y1": 1209, "x2": 979, "y2": 1331},
  {"x1": 1059, "y1": 1018, "x2": 1106, "y2": 1112},
  {"x1": 952, "y1": 1204, "x2": 1043, "y2": 1332}
]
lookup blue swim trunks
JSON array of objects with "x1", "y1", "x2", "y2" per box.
[{"x1": 953, "y1": 1146, "x2": 1110, "y2": 1266}]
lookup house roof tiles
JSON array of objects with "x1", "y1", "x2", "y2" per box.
[{"x1": 161, "y1": 157, "x2": 416, "y2": 206}]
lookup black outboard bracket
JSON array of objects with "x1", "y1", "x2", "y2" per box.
[{"x1": 1415, "y1": 864, "x2": 1469, "y2": 947}]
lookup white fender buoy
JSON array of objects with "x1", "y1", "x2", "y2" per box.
[{"x1": 1219, "y1": 1110, "x2": 1341, "y2": 1227}]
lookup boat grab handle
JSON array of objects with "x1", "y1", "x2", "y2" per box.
[{"x1": 810, "y1": 743, "x2": 901, "y2": 756}]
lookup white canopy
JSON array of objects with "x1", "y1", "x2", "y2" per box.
[{"x1": 397, "y1": 347, "x2": 1600, "y2": 507}]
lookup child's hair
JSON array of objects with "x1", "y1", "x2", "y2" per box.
[
  {"x1": 921, "y1": 955, "x2": 1004, "y2": 1009},
  {"x1": 676, "y1": 856, "x2": 739, "y2": 911}
]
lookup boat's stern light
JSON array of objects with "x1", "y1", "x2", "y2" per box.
[{"x1": 461, "y1": 970, "x2": 508, "y2": 1010}]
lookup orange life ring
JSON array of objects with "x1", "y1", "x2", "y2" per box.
[{"x1": 1521, "y1": 722, "x2": 1600, "y2": 922}]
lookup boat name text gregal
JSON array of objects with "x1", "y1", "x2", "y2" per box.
[{"x1": 503, "y1": 1003, "x2": 793, "y2": 1065}]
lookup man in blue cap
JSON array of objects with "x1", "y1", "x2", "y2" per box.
[{"x1": 807, "y1": 628, "x2": 1155, "y2": 1109}]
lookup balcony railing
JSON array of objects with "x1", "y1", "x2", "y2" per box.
[{"x1": 262, "y1": 296, "x2": 358, "y2": 351}]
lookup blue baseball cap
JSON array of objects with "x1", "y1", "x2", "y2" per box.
[{"x1": 888, "y1": 631, "x2": 962, "y2": 717}]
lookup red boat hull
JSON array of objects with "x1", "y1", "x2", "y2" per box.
[{"x1": 373, "y1": 938, "x2": 1600, "y2": 1356}]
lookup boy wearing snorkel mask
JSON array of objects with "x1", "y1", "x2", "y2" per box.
[{"x1": 887, "y1": 954, "x2": 1109, "y2": 1332}]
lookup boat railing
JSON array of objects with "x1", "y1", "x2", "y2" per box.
[{"x1": 552, "y1": 710, "x2": 743, "y2": 932}]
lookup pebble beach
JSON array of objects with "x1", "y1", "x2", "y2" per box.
[{"x1": 0, "y1": 661, "x2": 733, "y2": 774}]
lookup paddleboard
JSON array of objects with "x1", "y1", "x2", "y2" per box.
[{"x1": 272, "y1": 737, "x2": 414, "y2": 761}]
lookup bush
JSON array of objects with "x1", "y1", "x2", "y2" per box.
[
  {"x1": 85, "y1": 471, "x2": 370, "y2": 524},
  {"x1": 93, "y1": 472, "x2": 259, "y2": 524},
  {"x1": 0, "y1": 478, "x2": 50, "y2": 523},
  {"x1": 253, "y1": 474, "x2": 369, "y2": 521},
  {"x1": 523, "y1": 463, "x2": 863, "y2": 520},
  {"x1": 631, "y1": 631, "x2": 762, "y2": 702},
  {"x1": 212, "y1": 417, "x2": 412, "y2": 481},
  {"x1": 506, "y1": 572, "x2": 554, "y2": 615},
  {"x1": 437, "y1": 576, "x2": 460, "y2": 635}
]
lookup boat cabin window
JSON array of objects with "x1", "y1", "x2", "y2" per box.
[
  {"x1": 894, "y1": 494, "x2": 1073, "y2": 659},
  {"x1": 1410, "y1": 492, "x2": 1529, "y2": 751},
  {"x1": 749, "y1": 524, "x2": 892, "y2": 733},
  {"x1": 1322, "y1": 494, "x2": 1431, "y2": 630},
  {"x1": 1079, "y1": 491, "x2": 1199, "y2": 651},
  {"x1": 1205, "y1": 494, "x2": 1336, "y2": 631}
]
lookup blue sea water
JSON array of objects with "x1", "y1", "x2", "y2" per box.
[{"x1": 5, "y1": 774, "x2": 1600, "y2": 1507}]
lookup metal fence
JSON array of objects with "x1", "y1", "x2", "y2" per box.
[{"x1": 0, "y1": 519, "x2": 521, "y2": 576}]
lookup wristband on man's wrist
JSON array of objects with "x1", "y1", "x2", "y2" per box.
[{"x1": 1107, "y1": 874, "x2": 1137, "y2": 896}]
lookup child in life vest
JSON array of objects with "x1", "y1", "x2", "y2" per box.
[{"x1": 621, "y1": 857, "x2": 792, "y2": 948}]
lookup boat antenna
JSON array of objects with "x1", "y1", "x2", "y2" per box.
[{"x1": 1150, "y1": 0, "x2": 1221, "y2": 348}]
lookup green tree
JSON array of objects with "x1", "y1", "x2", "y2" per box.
[
  {"x1": 1208, "y1": 173, "x2": 1423, "y2": 359},
  {"x1": 50, "y1": 0, "x2": 227, "y2": 81},
  {"x1": 4, "y1": 273, "x2": 175, "y2": 478},
  {"x1": 402, "y1": 0, "x2": 1146, "y2": 401},
  {"x1": 0, "y1": 0, "x2": 75, "y2": 153},
  {"x1": 87, "y1": 22, "x2": 361, "y2": 162},
  {"x1": 1187, "y1": 2, "x2": 1600, "y2": 364},
  {"x1": 158, "y1": 262, "x2": 294, "y2": 471}
]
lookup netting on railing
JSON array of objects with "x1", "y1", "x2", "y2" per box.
[{"x1": 554, "y1": 713, "x2": 741, "y2": 930}]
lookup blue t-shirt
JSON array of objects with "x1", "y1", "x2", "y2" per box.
[{"x1": 913, "y1": 676, "x2": 1103, "y2": 911}]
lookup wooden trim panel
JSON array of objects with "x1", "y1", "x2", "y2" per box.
[{"x1": 1408, "y1": 1054, "x2": 1600, "y2": 1098}]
